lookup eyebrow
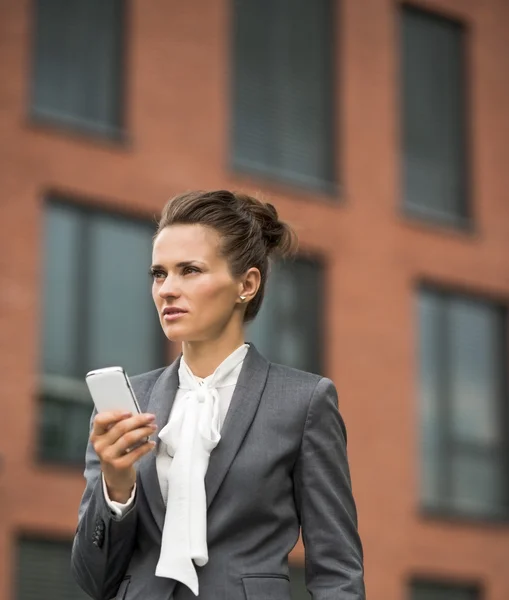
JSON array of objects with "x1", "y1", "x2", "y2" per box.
[{"x1": 150, "y1": 261, "x2": 207, "y2": 270}]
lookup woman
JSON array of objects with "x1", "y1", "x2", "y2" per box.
[{"x1": 71, "y1": 190, "x2": 365, "y2": 600}]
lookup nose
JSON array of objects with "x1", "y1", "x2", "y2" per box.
[{"x1": 157, "y1": 274, "x2": 181, "y2": 299}]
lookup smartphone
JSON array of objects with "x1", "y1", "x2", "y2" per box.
[
  {"x1": 86, "y1": 367, "x2": 149, "y2": 449},
  {"x1": 85, "y1": 366, "x2": 142, "y2": 415}
]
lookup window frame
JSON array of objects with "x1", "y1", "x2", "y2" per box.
[
  {"x1": 246, "y1": 253, "x2": 326, "y2": 375},
  {"x1": 418, "y1": 284, "x2": 509, "y2": 522},
  {"x1": 38, "y1": 196, "x2": 166, "y2": 466},
  {"x1": 400, "y1": 3, "x2": 472, "y2": 229},
  {"x1": 15, "y1": 534, "x2": 92, "y2": 600},
  {"x1": 409, "y1": 577, "x2": 481, "y2": 600},
  {"x1": 29, "y1": 0, "x2": 128, "y2": 141},
  {"x1": 229, "y1": 0, "x2": 338, "y2": 195}
]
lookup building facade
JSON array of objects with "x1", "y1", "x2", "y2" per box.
[{"x1": 1, "y1": 0, "x2": 509, "y2": 599}]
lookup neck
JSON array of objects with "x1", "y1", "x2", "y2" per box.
[{"x1": 181, "y1": 331, "x2": 246, "y2": 379}]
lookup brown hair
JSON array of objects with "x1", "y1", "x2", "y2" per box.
[{"x1": 155, "y1": 189, "x2": 298, "y2": 321}]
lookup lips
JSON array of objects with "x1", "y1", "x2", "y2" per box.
[
  {"x1": 163, "y1": 307, "x2": 187, "y2": 315},
  {"x1": 162, "y1": 307, "x2": 188, "y2": 319}
]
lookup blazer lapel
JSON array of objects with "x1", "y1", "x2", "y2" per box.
[
  {"x1": 137, "y1": 355, "x2": 181, "y2": 531},
  {"x1": 205, "y1": 344, "x2": 270, "y2": 510}
]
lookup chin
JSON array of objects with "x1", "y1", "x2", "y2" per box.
[
  {"x1": 162, "y1": 324, "x2": 187, "y2": 343},
  {"x1": 162, "y1": 322, "x2": 216, "y2": 344},
  {"x1": 161, "y1": 322, "x2": 201, "y2": 344}
]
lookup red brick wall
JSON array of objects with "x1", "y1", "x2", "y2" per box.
[{"x1": 1, "y1": 0, "x2": 509, "y2": 598}]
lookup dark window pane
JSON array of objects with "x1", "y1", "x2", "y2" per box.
[
  {"x1": 32, "y1": 0, "x2": 123, "y2": 136},
  {"x1": 39, "y1": 395, "x2": 91, "y2": 465},
  {"x1": 233, "y1": 0, "x2": 335, "y2": 191},
  {"x1": 418, "y1": 291, "x2": 443, "y2": 507},
  {"x1": 450, "y1": 450, "x2": 504, "y2": 517},
  {"x1": 402, "y1": 7, "x2": 468, "y2": 221},
  {"x1": 448, "y1": 298, "x2": 502, "y2": 445},
  {"x1": 412, "y1": 580, "x2": 479, "y2": 600},
  {"x1": 16, "y1": 537, "x2": 90, "y2": 600},
  {"x1": 87, "y1": 216, "x2": 161, "y2": 376},
  {"x1": 247, "y1": 258, "x2": 323, "y2": 374},
  {"x1": 41, "y1": 204, "x2": 82, "y2": 377},
  {"x1": 289, "y1": 566, "x2": 310, "y2": 599},
  {"x1": 418, "y1": 288, "x2": 507, "y2": 517}
]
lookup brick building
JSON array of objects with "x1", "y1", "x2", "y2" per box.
[{"x1": 1, "y1": 0, "x2": 509, "y2": 599}]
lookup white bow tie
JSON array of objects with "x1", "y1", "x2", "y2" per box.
[{"x1": 155, "y1": 345, "x2": 248, "y2": 596}]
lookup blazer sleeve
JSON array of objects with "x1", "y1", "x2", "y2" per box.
[
  {"x1": 71, "y1": 410, "x2": 138, "y2": 600},
  {"x1": 293, "y1": 377, "x2": 366, "y2": 600}
]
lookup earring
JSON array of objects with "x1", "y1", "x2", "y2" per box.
[{"x1": 239, "y1": 295, "x2": 247, "y2": 302}]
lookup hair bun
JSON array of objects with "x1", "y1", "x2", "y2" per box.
[{"x1": 237, "y1": 194, "x2": 298, "y2": 258}]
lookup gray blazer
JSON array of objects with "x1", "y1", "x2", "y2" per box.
[{"x1": 71, "y1": 345, "x2": 365, "y2": 600}]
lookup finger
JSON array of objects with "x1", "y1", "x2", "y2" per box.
[
  {"x1": 111, "y1": 424, "x2": 158, "y2": 457},
  {"x1": 93, "y1": 411, "x2": 132, "y2": 436},
  {"x1": 104, "y1": 414, "x2": 156, "y2": 446},
  {"x1": 113, "y1": 440, "x2": 156, "y2": 469}
]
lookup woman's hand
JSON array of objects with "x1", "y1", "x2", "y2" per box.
[{"x1": 91, "y1": 411, "x2": 157, "y2": 503}]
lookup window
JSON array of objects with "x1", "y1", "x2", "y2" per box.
[
  {"x1": 232, "y1": 0, "x2": 335, "y2": 192},
  {"x1": 418, "y1": 287, "x2": 508, "y2": 518},
  {"x1": 40, "y1": 199, "x2": 165, "y2": 464},
  {"x1": 16, "y1": 537, "x2": 89, "y2": 600},
  {"x1": 411, "y1": 580, "x2": 480, "y2": 600},
  {"x1": 401, "y1": 6, "x2": 468, "y2": 223},
  {"x1": 247, "y1": 257, "x2": 323, "y2": 374},
  {"x1": 31, "y1": 0, "x2": 124, "y2": 137}
]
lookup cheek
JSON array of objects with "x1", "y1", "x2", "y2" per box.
[{"x1": 191, "y1": 279, "x2": 236, "y2": 312}]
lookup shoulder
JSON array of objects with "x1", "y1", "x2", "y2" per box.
[
  {"x1": 265, "y1": 361, "x2": 339, "y2": 413},
  {"x1": 262, "y1": 362, "x2": 342, "y2": 437},
  {"x1": 265, "y1": 361, "x2": 336, "y2": 408},
  {"x1": 267, "y1": 361, "x2": 322, "y2": 391}
]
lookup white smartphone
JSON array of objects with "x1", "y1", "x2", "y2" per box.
[{"x1": 85, "y1": 366, "x2": 142, "y2": 415}]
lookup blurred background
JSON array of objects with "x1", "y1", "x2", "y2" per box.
[{"x1": 1, "y1": 0, "x2": 509, "y2": 598}]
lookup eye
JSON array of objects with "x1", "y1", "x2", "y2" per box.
[
  {"x1": 150, "y1": 268, "x2": 166, "y2": 281},
  {"x1": 182, "y1": 266, "x2": 201, "y2": 276}
]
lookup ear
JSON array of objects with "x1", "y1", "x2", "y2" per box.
[{"x1": 237, "y1": 267, "x2": 261, "y2": 304}]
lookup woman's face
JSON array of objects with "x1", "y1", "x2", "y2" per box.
[{"x1": 151, "y1": 224, "x2": 245, "y2": 343}]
